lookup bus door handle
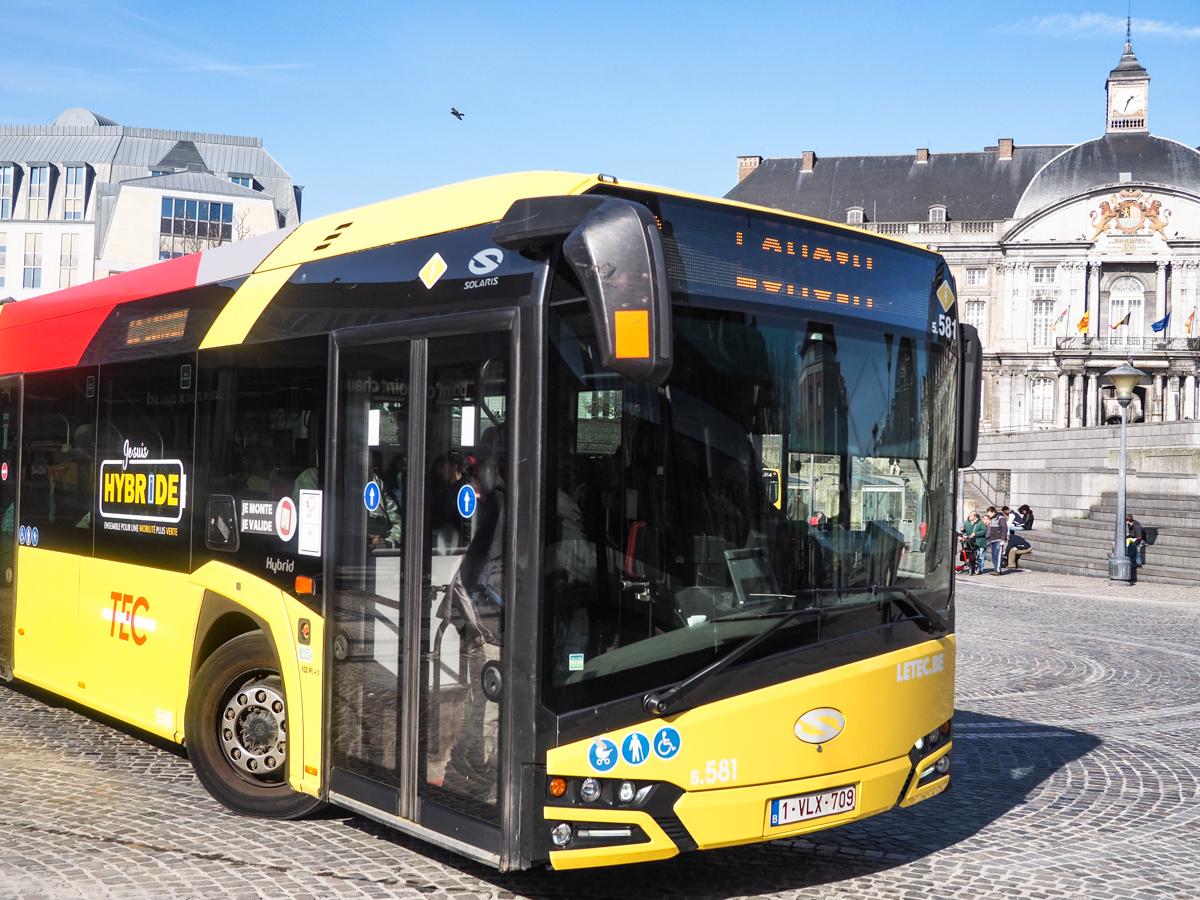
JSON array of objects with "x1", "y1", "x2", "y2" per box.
[{"x1": 622, "y1": 579, "x2": 651, "y2": 602}]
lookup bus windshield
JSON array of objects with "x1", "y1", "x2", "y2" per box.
[{"x1": 542, "y1": 300, "x2": 957, "y2": 713}]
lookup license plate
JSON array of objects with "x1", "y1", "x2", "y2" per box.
[{"x1": 769, "y1": 784, "x2": 857, "y2": 827}]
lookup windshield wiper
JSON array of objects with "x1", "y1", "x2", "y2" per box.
[
  {"x1": 871, "y1": 584, "x2": 950, "y2": 635},
  {"x1": 642, "y1": 586, "x2": 950, "y2": 717},
  {"x1": 643, "y1": 605, "x2": 824, "y2": 716}
]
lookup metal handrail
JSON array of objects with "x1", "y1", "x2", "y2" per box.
[
  {"x1": 963, "y1": 466, "x2": 1006, "y2": 510},
  {"x1": 1057, "y1": 336, "x2": 1200, "y2": 352}
]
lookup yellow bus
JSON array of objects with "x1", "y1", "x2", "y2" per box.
[{"x1": 0, "y1": 172, "x2": 981, "y2": 871}]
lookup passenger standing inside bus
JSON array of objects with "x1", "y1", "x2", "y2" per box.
[
  {"x1": 440, "y1": 427, "x2": 505, "y2": 804},
  {"x1": 428, "y1": 453, "x2": 464, "y2": 555},
  {"x1": 367, "y1": 453, "x2": 403, "y2": 550}
]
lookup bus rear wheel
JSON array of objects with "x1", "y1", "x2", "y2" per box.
[{"x1": 185, "y1": 632, "x2": 321, "y2": 820}]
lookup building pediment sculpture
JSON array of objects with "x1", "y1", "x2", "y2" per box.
[{"x1": 1090, "y1": 189, "x2": 1171, "y2": 241}]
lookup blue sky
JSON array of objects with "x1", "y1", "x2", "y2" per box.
[{"x1": 4, "y1": 1, "x2": 1200, "y2": 220}]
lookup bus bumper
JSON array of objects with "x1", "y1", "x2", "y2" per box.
[{"x1": 546, "y1": 742, "x2": 951, "y2": 870}]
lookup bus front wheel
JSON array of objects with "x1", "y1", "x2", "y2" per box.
[{"x1": 185, "y1": 632, "x2": 321, "y2": 819}]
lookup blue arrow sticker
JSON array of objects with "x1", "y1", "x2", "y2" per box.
[
  {"x1": 456, "y1": 484, "x2": 477, "y2": 519},
  {"x1": 621, "y1": 732, "x2": 651, "y2": 766},
  {"x1": 588, "y1": 738, "x2": 618, "y2": 772},
  {"x1": 363, "y1": 480, "x2": 381, "y2": 512},
  {"x1": 653, "y1": 726, "x2": 681, "y2": 759}
]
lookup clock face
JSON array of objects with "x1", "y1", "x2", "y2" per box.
[{"x1": 1110, "y1": 86, "x2": 1145, "y2": 118}]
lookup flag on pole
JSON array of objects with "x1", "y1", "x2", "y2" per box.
[
  {"x1": 1053, "y1": 308, "x2": 1069, "y2": 328},
  {"x1": 1150, "y1": 311, "x2": 1171, "y2": 333},
  {"x1": 1076, "y1": 311, "x2": 1090, "y2": 333},
  {"x1": 1110, "y1": 311, "x2": 1132, "y2": 330},
  {"x1": 1188, "y1": 309, "x2": 1196, "y2": 336}
]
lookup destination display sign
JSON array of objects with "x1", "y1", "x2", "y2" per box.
[{"x1": 596, "y1": 188, "x2": 947, "y2": 334}]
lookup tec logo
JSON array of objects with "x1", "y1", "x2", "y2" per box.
[{"x1": 106, "y1": 591, "x2": 154, "y2": 646}]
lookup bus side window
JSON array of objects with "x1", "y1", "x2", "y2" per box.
[
  {"x1": 94, "y1": 356, "x2": 195, "y2": 573},
  {"x1": 20, "y1": 368, "x2": 98, "y2": 556},
  {"x1": 194, "y1": 337, "x2": 327, "y2": 601}
]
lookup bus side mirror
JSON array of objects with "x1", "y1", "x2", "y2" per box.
[
  {"x1": 495, "y1": 195, "x2": 673, "y2": 384},
  {"x1": 957, "y1": 323, "x2": 982, "y2": 468}
]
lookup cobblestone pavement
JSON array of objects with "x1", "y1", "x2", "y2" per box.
[{"x1": 2, "y1": 569, "x2": 1198, "y2": 899}]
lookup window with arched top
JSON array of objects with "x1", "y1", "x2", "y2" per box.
[
  {"x1": 1031, "y1": 377, "x2": 1055, "y2": 423},
  {"x1": 928, "y1": 205, "x2": 946, "y2": 223},
  {"x1": 1107, "y1": 275, "x2": 1145, "y2": 348},
  {"x1": 846, "y1": 207, "x2": 864, "y2": 225}
]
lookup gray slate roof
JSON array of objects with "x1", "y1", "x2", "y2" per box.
[
  {"x1": 729, "y1": 133, "x2": 1200, "y2": 223},
  {"x1": 727, "y1": 146, "x2": 1070, "y2": 222},
  {"x1": 0, "y1": 108, "x2": 297, "y2": 226},
  {"x1": 1013, "y1": 133, "x2": 1200, "y2": 217},
  {"x1": 120, "y1": 171, "x2": 266, "y2": 199}
]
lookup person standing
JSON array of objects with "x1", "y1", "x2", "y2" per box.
[
  {"x1": 984, "y1": 511, "x2": 1009, "y2": 575},
  {"x1": 961, "y1": 511, "x2": 986, "y2": 574},
  {"x1": 1126, "y1": 512, "x2": 1145, "y2": 568}
]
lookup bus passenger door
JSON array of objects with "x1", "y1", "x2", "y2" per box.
[
  {"x1": 327, "y1": 339, "x2": 413, "y2": 818},
  {"x1": 326, "y1": 317, "x2": 513, "y2": 866},
  {"x1": 0, "y1": 376, "x2": 20, "y2": 681}
]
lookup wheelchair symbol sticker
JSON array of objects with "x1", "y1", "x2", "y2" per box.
[
  {"x1": 653, "y1": 726, "x2": 681, "y2": 760},
  {"x1": 589, "y1": 738, "x2": 618, "y2": 772},
  {"x1": 621, "y1": 732, "x2": 651, "y2": 766},
  {"x1": 363, "y1": 481, "x2": 381, "y2": 512},
  {"x1": 456, "y1": 484, "x2": 477, "y2": 519}
]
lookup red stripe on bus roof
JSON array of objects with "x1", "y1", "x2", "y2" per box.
[{"x1": 0, "y1": 254, "x2": 201, "y2": 374}]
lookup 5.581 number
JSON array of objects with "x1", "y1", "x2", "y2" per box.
[
  {"x1": 931, "y1": 313, "x2": 957, "y2": 340},
  {"x1": 690, "y1": 758, "x2": 738, "y2": 786}
]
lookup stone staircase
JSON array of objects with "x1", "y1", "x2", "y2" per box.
[{"x1": 1017, "y1": 492, "x2": 1200, "y2": 585}]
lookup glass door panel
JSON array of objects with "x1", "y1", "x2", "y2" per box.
[
  {"x1": 328, "y1": 341, "x2": 411, "y2": 811},
  {"x1": 0, "y1": 376, "x2": 19, "y2": 680},
  {"x1": 419, "y1": 332, "x2": 510, "y2": 832}
]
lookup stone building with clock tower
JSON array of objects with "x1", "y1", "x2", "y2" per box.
[{"x1": 728, "y1": 37, "x2": 1200, "y2": 434}]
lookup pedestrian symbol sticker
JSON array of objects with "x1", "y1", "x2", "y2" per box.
[
  {"x1": 653, "y1": 726, "x2": 681, "y2": 759},
  {"x1": 363, "y1": 480, "x2": 381, "y2": 512},
  {"x1": 588, "y1": 738, "x2": 618, "y2": 772},
  {"x1": 621, "y1": 732, "x2": 650, "y2": 766},
  {"x1": 456, "y1": 484, "x2": 477, "y2": 519}
]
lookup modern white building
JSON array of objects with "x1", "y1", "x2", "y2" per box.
[
  {"x1": 729, "y1": 38, "x2": 1200, "y2": 432},
  {"x1": 0, "y1": 107, "x2": 299, "y2": 300}
]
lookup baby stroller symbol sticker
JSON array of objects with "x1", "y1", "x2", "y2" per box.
[
  {"x1": 653, "y1": 726, "x2": 681, "y2": 759},
  {"x1": 589, "y1": 738, "x2": 617, "y2": 772}
]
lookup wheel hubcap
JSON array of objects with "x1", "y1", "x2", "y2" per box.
[{"x1": 219, "y1": 677, "x2": 287, "y2": 780}]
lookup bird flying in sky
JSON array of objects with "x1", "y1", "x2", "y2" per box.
[{"x1": 450, "y1": 107, "x2": 465, "y2": 120}]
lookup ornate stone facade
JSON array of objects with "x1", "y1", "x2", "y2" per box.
[{"x1": 728, "y1": 39, "x2": 1200, "y2": 432}]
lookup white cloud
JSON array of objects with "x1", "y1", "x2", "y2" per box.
[{"x1": 1010, "y1": 12, "x2": 1200, "y2": 40}]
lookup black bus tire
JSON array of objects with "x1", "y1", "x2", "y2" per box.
[{"x1": 185, "y1": 632, "x2": 322, "y2": 820}]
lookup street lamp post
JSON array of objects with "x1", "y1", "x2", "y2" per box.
[{"x1": 1105, "y1": 363, "x2": 1146, "y2": 583}]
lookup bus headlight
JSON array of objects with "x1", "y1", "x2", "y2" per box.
[
  {"x1": 935, "y1": 754, "x2": 950, "y2": 775},
  {"x1": 618, "y1": 781, "x2": 637, "y2": 804},
  {"x1": 550, "y1": 822, "x2": 573, "y2": 848},
  {"x1": 580, "y1": 777, "x2": 602, "y2": 803},
  {"x1": 926, "y1": 729, "x2": 941, "y2": 746}
]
